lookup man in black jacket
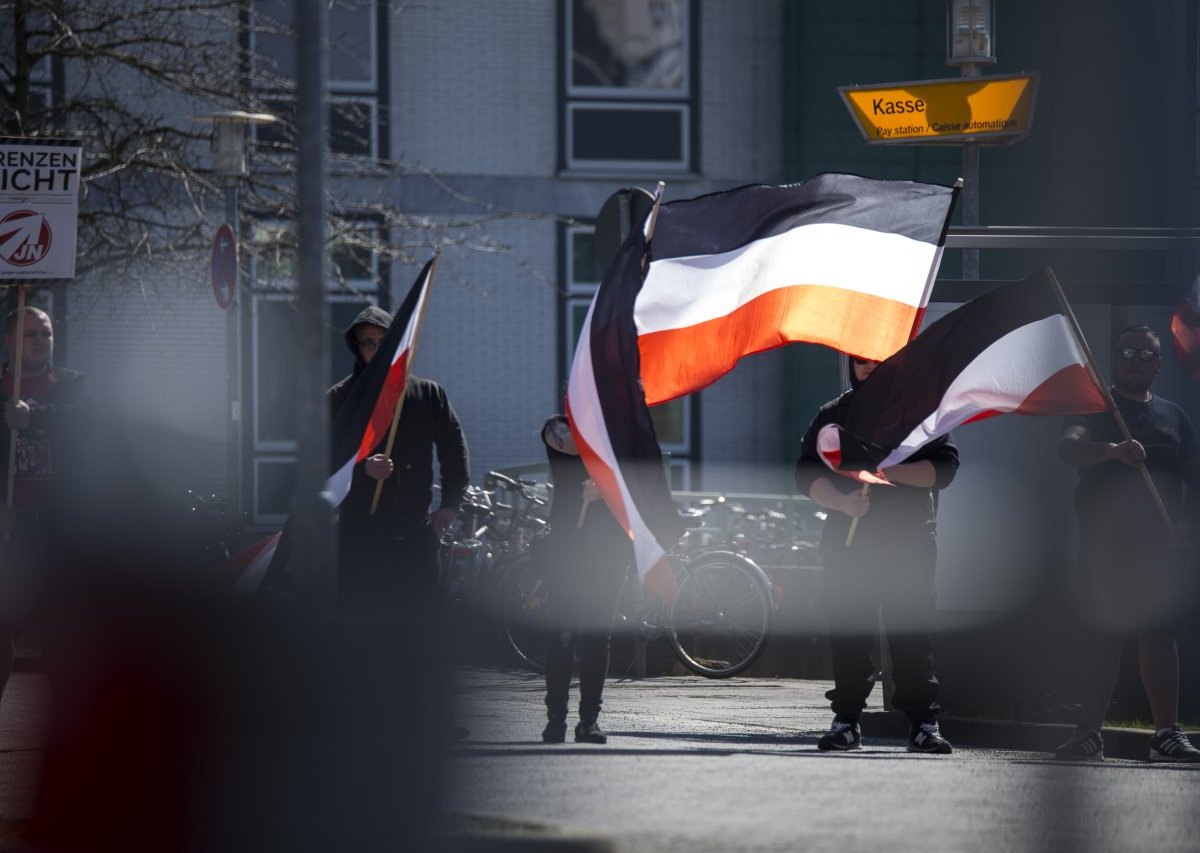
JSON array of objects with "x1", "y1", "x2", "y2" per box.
[
  {"x1": 328, "y1": 306, "x2": 469, "y2": 606},
  {"x1": 795, "y1": 357, "x2": 958, "y2": 754},
  {"x1": 1, "y1": 306, "x2": 93, "y2": 705}
]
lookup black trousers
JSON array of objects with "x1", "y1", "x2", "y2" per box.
[
  {"x1": 337, "y1": 517, "x2": 439, "y2": 613},
  {"x1": 820, "y1": 531, "x2": 941, "y2": 722},
  {"x1": 541, "y1": 545, "x2": 626, "y2": 722}
]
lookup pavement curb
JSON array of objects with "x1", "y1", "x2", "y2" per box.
[{"x1": 861, "y1": 709, "x2": 1198, "y2": 761}]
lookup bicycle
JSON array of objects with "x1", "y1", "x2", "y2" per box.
[
  {"x1": 499, "y1": 525, "x2": 776, "y2": 678},
  {"x1": 436, "y1": 469, "x2": 549, "y2": 616}
]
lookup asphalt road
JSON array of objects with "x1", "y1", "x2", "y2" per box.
[{"x1": 448, "y1": 667, "x2": 1200, "y2": 853}]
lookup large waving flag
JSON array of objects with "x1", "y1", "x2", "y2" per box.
[
  {"x1": 818, "y1": 268, "x2": 1112, "y2": 480},
  {"x1": 230, "y1": 257, "x2": 436, "y2": 595},
  {"x1": 568, "y1": 175, "x2": 958, "y2": 599},
  {"x1": 636, "y1": 174, "x2": 959, "y2": 404}
]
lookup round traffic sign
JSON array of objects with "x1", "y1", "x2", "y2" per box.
[{"x1": 211, "y1": 223, "x2": 237, "y2": 310}]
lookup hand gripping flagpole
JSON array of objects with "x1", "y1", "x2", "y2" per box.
[
  {"x1": 4, "y1": 285, "x2": 27, "y2": 542},
  {"x1": 369, "y1": 251, "x2": 440, "y2": 516},
  {"x1": 1045, "y1": 267, "x2": 1174, "y2": 533},
  {"x1": 579, "y1": 181, "x2": 666, "y2": 530},
  {"x1": 845, "y1": 483, "x2": 869, "y2": 547}
]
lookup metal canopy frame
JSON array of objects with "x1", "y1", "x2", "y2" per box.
[
  {"x1": 945, "y1": 225, "x2": 1200, "y2": 251},
  {"x1": 932, "y1": 226, "x2": 1200, "y2": 303}
]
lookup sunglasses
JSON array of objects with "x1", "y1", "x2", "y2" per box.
[{"x1": 1114, "y1": 346, "x2": 1159, "y2": 362}]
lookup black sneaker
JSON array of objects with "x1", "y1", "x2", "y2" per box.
[
  {"x1": 542, "y1": 717, "x2": 567, "y2": 744},
  {"x1": 1054, "y1": 728, "x2": 1104, "y2": 761},
  {"x1": 1149, "y1": 726, "x2": 1200, "y2": 763},
  {"x1": 907, "y1": 720, "x2": 953, "y2": 754},
  {"x1": 575, "y1": 719, "x2": 607, "y2": 744},
  {"x1": 817, "y1": 717, "x2": 862, "y2": 751}
]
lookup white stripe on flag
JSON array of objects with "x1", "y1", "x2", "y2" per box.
[
  {"x1": 392, "y1": 285, "x2": 426, "y2": 367},
  {"x1": 880, "y1": 314, "x2": 1091, "y2": 467},
  {"x1": 566, "y1": 304, "x2": 667, "y2": 582},
  {"x1": 634, "y1": 223, "x2": 938, "y2": 335}
]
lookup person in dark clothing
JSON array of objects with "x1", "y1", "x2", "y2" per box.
[
  {"x1": 795, "y1": 357, "x2": 959, "y2": 754},
  {"x1": 538, "y1": 414, "x2": 631, "y2": 744},
  {"x1": 328, "y1": 306, "x2": 469, "y2": 609},
  {"x1": 1053, "y1": 325, "x2": 1200, "y2": 762},
  {"x1": 0, "y1": 306, "x2": 94, "y2": 708}
]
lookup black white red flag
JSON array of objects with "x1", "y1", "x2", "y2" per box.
[
  {"x1": 817, "y1": 269, "x2": 1112, "y2": 481},
  {"x1": 1171, "y1": 274, "x2": 1200, "y2": 380},
  {"x1": 567, "y1": 175, "x2": 958, "y2": 598},
  {"x1": 230, "y1": 257, "x2": 435, "y2": 595}
]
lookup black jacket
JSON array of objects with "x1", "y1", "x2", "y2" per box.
[
  {"x1": 0, "y1": 364, "x2": 94, "y2": 508},
  {"x1": 795, "y1": 389, "x2": 958, "y2": 555},
  {"x1": 328, "y1": 307, "x2": 469, "y2": 528}
]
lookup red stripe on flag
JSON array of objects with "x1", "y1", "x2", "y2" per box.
[
  {"x1": 1012, "y1": 363, "x2": 1111, "y2": 415},
  {"x1": 637, "y1": 285, "x2": 921, "y2": 406},
  {"x1": 962, "y1": 410, "x2": 1003, "y2": 425},
  {"x1": 356, "y1": 350, "x2": 409, "y2": 462},
  {"x1": 565, "y1": 400, "x2": 634, "y2": 536}
]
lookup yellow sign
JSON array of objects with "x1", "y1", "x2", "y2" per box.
[{"x1": 839, "y1": 73, "x2": 1039, "y2": 144}]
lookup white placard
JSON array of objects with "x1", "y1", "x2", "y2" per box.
[{"x1": 0, "y1": 137, "x2": 83, "y2": 280}]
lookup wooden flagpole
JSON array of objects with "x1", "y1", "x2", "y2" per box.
[
  {"x1": 578, "y1": 181, "x2": 666, "y2": 530},
  {"x1": 845, "y1": 483, "x2": 869, "y2": 547},
  {"x1": 369, "y1": 252, "x2": 440, "y2": 516},
  {"x1": 1044, "y1": 266, "x2": 1174, "y2": 533},
  {"x1": 4, "y1": 285, "x2": 27, "y2": 541}
]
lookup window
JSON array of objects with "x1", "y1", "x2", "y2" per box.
[
  {"x1": 251, "y1": 0, "x2": 382, "y2": 159},
  {"x1": 562, "y1": 223, "x2": 695, "y2": 486},
  {"x1": 247, "y1": 222, "x2": 382, "y2": 523},
  {"x1": 562, "y1": 0, "x2": 696, "y2": 174}
]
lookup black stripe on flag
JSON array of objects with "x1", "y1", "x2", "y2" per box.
[
  {"x1": 587, "y1": 216, "x2": 685, "y2": 556},
  {"x1": 835, "y1": 269, "x2": 1083, "y2": 468},
  {"x1": 647, "y1": 173, "x2": 958, "y2": 262}
]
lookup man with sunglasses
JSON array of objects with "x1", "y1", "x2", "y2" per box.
[
  {"x1": 328, "y1": 306, "x2": 469, "y2": 608},
  {"x1": 795, "y1": 355, "x2": 959, "y2": 754},
  {"x1": 1055, "y1": 325, "x2": 1200, "y2": 762}
]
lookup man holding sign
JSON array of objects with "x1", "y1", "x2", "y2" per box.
[{"x1": 1, "y1": 306, "x2": 92, "y2": 705}]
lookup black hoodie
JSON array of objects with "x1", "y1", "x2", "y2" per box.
[{"x1": 327, "y1": 306, "x2": 469, "y2": 529}]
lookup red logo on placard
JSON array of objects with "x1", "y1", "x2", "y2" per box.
[{"x1": 0, "y1": 210, "x2": 53, "y2": 267}]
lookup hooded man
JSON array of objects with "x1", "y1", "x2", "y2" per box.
[{"x1": 328, "y1": 306, "x2": 469, "y2": 604}]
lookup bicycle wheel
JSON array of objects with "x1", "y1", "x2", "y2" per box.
[
  {"x1": 497, "y1": 554, "x2": 552, "y2": 673},
  {"x1": 667, "y1": 552, "x2": 772, "y2": 678}
]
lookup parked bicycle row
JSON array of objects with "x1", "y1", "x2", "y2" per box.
[{"x1": 434, "y1": 469, "x2": 825, "y2": 679}]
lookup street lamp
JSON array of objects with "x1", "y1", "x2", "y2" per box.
[
  {"x1": 947, "y1": 0, "x2": 996, "y2": 68},
  {"x1": 946, "y1": 0, "x2": 995, "y2": 280},
  {"x1": 193, "y1": 110, "x2": 276, "y2": 550}
]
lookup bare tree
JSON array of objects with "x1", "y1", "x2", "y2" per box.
[{"x1": 1, "y1": 0, "x2": 557, "y2": 301}]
